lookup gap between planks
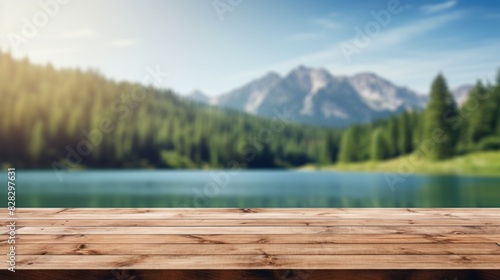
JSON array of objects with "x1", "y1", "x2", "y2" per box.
[
  {"x1": 6, "y1": 208, "x2": 500, "y2": 220},
  {"x1": 14, "y1": 255, "x2": 500, "y2": 270}
]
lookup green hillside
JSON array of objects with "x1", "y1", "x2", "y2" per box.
[
  {"x1": 0, "y1": 52, "x2": 339, "y2": 169},
  {"x1": 1, "y1": 52, "x2": 499, "y2": 172},
  {"x1": 303, "y1": 151, "x2": 500, "y2": 177}
]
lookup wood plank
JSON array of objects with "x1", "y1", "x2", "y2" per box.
[
  {"x1": 9, "y1": 234, "x2": 500, "y2": 244},
  {"x1": 3, "y1": 218, "x2": 500, "y2": 226},
  {"x1": 11, "y1": 226, "x2": 500, "y2": 235},
  {"x1": 8, "y1": 208, "x2": 500, "y2": 219},
  {"x1": 13, "y1": 255, "x2": 500, "y2": 269},
  {"x1": 6, "y1": 243, "x2": 500, "y2": 255},
  {"x1": 5, "y1": 208, "x2": 500, "y2": 270}
]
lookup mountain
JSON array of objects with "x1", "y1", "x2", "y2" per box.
[
  {"x1": 215, "y1": 72, "x2": 281, "y2": 113},
  {"x1": 185, "y1": 90, "x2": 211, "y2": 104},
  {"x1": 186, "y1": 66, "x2": 473, "y2": 127},
  {"x1": 188, "y1": 66, "x2": 427, "y2": 127},
  {"x1": 451, "y1": 85, "x2": 473, "y2": 105},
  {"x1": 246, "y1": 66, "x2": 380, "y2": 126},
  {"x1": 348, "y1": 72, "x2": 427, "y2": 112}
]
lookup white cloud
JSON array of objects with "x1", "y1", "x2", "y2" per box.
[
  {"x1": 312, "y1": 18, "x2": 342, "y2": 30},
  {"x1": 420, "y1": 0, "x2": 457, "y2": 15},
  {"x1": 109, "y1": 39, "x2": 138, "y2": 47},
  {"x1": 285, "y1": 13, "x2": 338, "y2": 42},
  {"x1": 287, "y1": 32, "x2": 322, "y2": 42},
  {"x1": 234, "y1": 12, "x2": 468, "y2": 93},
  {"x1": 60, "y1": 28, "x2": 96, "y2": 39},
  {"x1": 371, "y1": 11, "x2": 463, "y2": 48},
  {"x1": 237, "y1": 39, "x2": 500, "y2": 95},
  {"x1": 338, "y1": 41, "x2": 500, "y2": 93},
  {"x1": 23, "y1": 47, "x2": 82, "y2": 57}
]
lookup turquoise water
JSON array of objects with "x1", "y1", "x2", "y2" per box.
[{"x1": 1, "y1": 170, "x2": 499, "y2": 207}]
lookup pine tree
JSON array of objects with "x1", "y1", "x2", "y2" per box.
[
  {"x1": 338, "y1": 127, "x2": 359, "y2": 163},
  {"x1": 422, "y1": 74, "x2": 459, "y2": 160},
  {"x1": 326, "y1": 131, "x2": 341, "y2": 162},
  {"x1": 466, "y1": 81, "x2": 495, "y2": 145},
  {"x1": 411, "y1": 110, "x2": 423, "y2": 149},
  {"x1": 370, "y1": 129, "x2": 387, "y2": 161},
  {"x1": 397, "y1": 112, "x2": 413, "y2": 155},
  {"x1": 318, "y1": 136, "x2": 331, "y2": 165},
  {"x1": 29, "y1": 121, "x2": 45, "y2": 163},
  {"x1": 492, "y1": 69, "x2": 500, "y2": 135},
  {"x1": 386, "y1": 117, "x2": 399, "y2": 157}
]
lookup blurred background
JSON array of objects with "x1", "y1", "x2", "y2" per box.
[{"x1": 0, "y1": 0, "x2": 499, "y2": 207}]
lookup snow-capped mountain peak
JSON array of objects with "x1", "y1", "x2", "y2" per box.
[
  {"x1": 185, "y1": 66, "x2": 471, "y2": 127},
  {"x1": 215, "y1": 71, "x2": 281, "y2": 114},
  {"x1": 348, "y1": 72, "x2": 426, "y2": 111}
]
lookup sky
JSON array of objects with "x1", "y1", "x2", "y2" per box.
[{"x1": 1, "y1": 0, "x2": 500, "y2": 95}]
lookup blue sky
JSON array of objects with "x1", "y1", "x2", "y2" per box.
[{"x1": 1, "y1": 0, "x2": 500, "y2": 95}]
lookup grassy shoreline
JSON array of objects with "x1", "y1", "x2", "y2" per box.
[{"x1": 300, "y1": 151, "x2": 500, "y2": 177}]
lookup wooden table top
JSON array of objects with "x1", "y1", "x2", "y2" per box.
[{"x1": 2, "y1": 208, "x2": 500, "y2": 270}]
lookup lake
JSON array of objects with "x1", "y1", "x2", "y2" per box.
[{"x1": 2, "y1": 170, "x2": 499, "y2": 207}]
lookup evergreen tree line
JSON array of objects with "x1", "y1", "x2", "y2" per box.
[
  {"x1": 0, "y1": 52, "x2": 341, "y2": 169},
  {"x1": 0, "y1": 52, "x2": 499, "y2": 169},
  {"x1": 338, "y1": 72, "x2": 500, "y2": 163}
]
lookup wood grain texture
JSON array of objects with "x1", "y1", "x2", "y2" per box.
[
  {"x1": 3, "y1": 208, "x2": 500, "y2": 270},
  {"x1": 7, "y1": 208, "x2": 500, "y2": 219},
  {"x1": 4, "y1": 218, "x2": 500, "y2": 226},
  {"x1": 5, "y1": 243, "x2": 500, "y2": 255},
  {"x1": 11, "y1": 225, "x2": 500, "y2": 235},
  {"x1": 9, "y1": 233, "x2": 500, "y2": 244}
]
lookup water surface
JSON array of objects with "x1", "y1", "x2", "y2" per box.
[{"x1": 1, "y1": 170, "x2": 499, "y2": 207}]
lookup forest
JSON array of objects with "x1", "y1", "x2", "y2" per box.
[
  {"x1": 338, "y1": 73, "x2": 500, "y2": 163},
  {"x1": 0, "y1": 51, "x2": 499, "y2": 170},
  {"x1": 0, "y1": 52, "x2": 339, "y2": 169}
]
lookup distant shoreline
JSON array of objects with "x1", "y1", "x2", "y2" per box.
[
  {"x1": 300, "y1": 151, "x2": 500, "y2": 177},
  {"x1": 4, "y1": 151, "x2": 500, "y2": 177}
]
